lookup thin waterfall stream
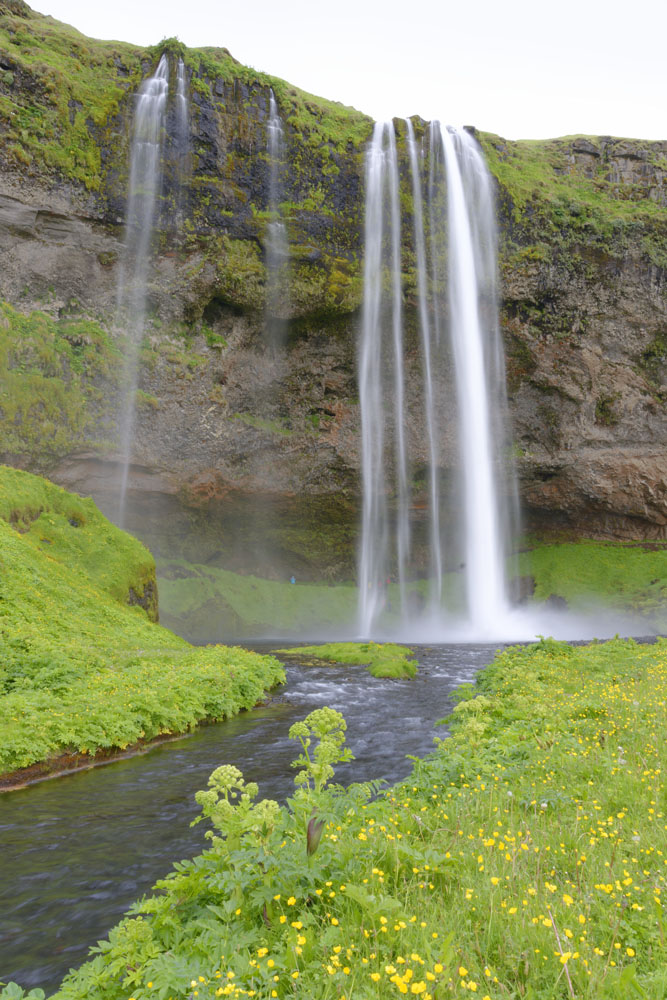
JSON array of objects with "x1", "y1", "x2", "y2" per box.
[
  {"x1": 115, "y1": 55, "x2": 169, "y2": 526},
  {"x1": 265, "y1": 90, "x2": 289, "y2": 349}
]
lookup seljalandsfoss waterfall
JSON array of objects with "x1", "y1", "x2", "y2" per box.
[
  {"x1": 3, "y1": 12, "x2": 666, "y2": 998},
  {"x1": 358, "y1": 120, "x2": 518, "y2": 639}
]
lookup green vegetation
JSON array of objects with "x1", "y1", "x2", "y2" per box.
[
  {"x1": 0, "y1": 301, "x2": 119, "y2": 463},
  {"x1": 0, "y1": 4, "x2": 144, "y2": 190},
  {"x1": 6, "y1": 635, "x2": 664, "y2": 998},
  {"x1": 478, "y1": 132, "x2": 667, "y2": 269},
  {"x1": 157, "y1": 560, "x2": 358, "y2": 641},
  {"x1": 519, "y1": 539, "x2": 667, "y2": 628},
  {"x1": 0, "y1": 467, "x2": 284, "y2": 776},
  {"x1": 275, "y1": 641, "x2": 418, "y2": 679}
]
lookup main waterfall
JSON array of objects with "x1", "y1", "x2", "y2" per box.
[{"x1": 358, "y1": 120, "x2": 517, "y2": 638}]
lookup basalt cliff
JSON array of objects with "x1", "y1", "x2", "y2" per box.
[{"x1": 1, "y1": 0, "x2": 667, "y2": 581}]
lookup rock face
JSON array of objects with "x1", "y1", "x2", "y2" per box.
[{"x1": 1, "y1": 4, "x2": 667, "y2": 577}]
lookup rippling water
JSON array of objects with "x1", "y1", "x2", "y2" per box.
[{"x1": 0, "y1": 643, "x2": 503, "y2": 992}]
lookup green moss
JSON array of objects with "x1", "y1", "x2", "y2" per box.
[
  {"x1": 274, "y1": 641, "x2": 418, "y2": 679},
  {"x1": 0, "y1": 301, "x2": 119, "y2": 463},
  {"x1": 232, "y1": 412, "x2": 293, "y2": 436},
  {"x1": 479, "y1": 132, "x2": 667, "y2": 264}
]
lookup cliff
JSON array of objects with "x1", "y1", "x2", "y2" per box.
[{"x1": 1, "y1": 0, "x2": 666, "y2": 581}]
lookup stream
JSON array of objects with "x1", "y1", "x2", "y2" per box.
[{"x1": 0, "y1": 642, "x2": 503, "y2": 993}]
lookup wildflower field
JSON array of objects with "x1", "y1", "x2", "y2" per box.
[
  {"x1": 4, "y1": 634, "x2": 663, "y2": 999},
  {"x1": 0, "y1": 467, "x2": 284, "y2": 776}
]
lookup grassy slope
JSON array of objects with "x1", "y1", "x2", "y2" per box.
[
  {"x1": 7, "y1": 636, "x2": 661, "y2": 999},
  {"x1": 0, "y1": 467, "x2": 284, "y2": 775},
  {"x1": 519, "y1": 539, "x2": 667, "y2": 630},
  {"x1": 157, "y1": 559, "x2": 358, "y2": 640}
]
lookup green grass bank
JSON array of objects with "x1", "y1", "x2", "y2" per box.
[
  {"x1": 275, "y1": 642, "x2": 418, "y2": 679},
  {"x1": 0, "y1": 466, "x2": 285, "y2": 780},
  {"x1": 3, "y1": 635, "x2": 663, "y2": 999}
]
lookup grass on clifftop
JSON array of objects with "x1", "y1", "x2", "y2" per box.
[
  {"x1": 10, "y1": 635, "x2": 665, "y2": 999},
  {"x1": 275, "y1": 641, "x2": 418, "y2": 679},
  {"x1": 0, "y1": 467, "x2": 284, "y2": 776}
]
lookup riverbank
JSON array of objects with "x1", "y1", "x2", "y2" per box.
[
  {"x1": 0, "y1": 467, "x2": 285, "y2": 778},
  {"x1": 8, "y1": 634, "x2": 663, "y2": 1000}
]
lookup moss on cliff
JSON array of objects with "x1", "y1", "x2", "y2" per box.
[
  {"x1": 479, "y1": 131, "x2": 667, "y2": 263},
  {"x1": 0, "y1": 301, "x2": 119, "y2": 464}
]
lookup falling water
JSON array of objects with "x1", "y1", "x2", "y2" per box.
[
  {"x1": 174, "y1": 57, "x2": 189, "y2": 204},
  {"x1": 358, "y1": 121, "x2": 410, "y2": 634},
  {"x1": 406, "y1": 119, "x2": 443, "y2": 609},
  {"x1": 358, "y1": 120, "x2": 516, "y2": 637},
  {"x1": 115, "y1": 55, "x2": 169, "y2": 526},
  {"x1": 438, "y1": 125, "x2": 509, "y2": 630},
  {"x1": 265, "y1": 90, "x2": 289, "y2": 348}
]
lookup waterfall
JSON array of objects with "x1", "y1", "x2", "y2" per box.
[
  {"x1": 358, "y1": 119, "x2": 516, "y2": 637},
  {"x1": 115, "y1": 55, "x2": 169, "y2": 526},
  {"x1": 265, "y1": 90, "x2": 289, "y2": 348},
  {"x1": 174, "y1": 57, "x2": 189, "y2": 204},
  {"x1": 406, "y1": 119, "x2": 443, "y2": 611},
  {"x1": 358, "y1": 121, "x2": 410, "y2": 635}
]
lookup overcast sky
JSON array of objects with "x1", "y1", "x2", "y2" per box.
[{"x1": 39, "y1": 0, "x2": 666, "y2": 141}]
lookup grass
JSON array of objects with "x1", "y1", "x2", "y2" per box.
[
  {"x1": 519, "y1": 539, "x2": 667, "y2": 629},
  {"x1": 7, "y1": 634, "x2": 663, "y2": 999},
  {"x1": 275, "y1": 641, "x2": 418, "y2": 679},
  {"x1": 0, "y1": 467, "x2": 284, "y2": 775},
  {"x1": 157, "y1": 559, "x2": 358, "y2": 640}
]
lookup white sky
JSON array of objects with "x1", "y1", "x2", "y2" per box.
[{"x1": 38, "y1": 0, "x2": 666, "y2": 141}]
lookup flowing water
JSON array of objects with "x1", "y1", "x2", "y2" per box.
[
  {"x1": 115, "y1": 55, "x2": 170, "y2": 526},
  {"x1": 359, "y1": 122, "x2": 409, "y2": 632},
  {"x1": 358, "y1": 122, "x2": 518, "y2": 638},
  {"x1": 265, "y1": 91, "x2": 289, "y2": 349},
  {"x1": 0, "y1": 643, "x2": 500, "y2": 993}
]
